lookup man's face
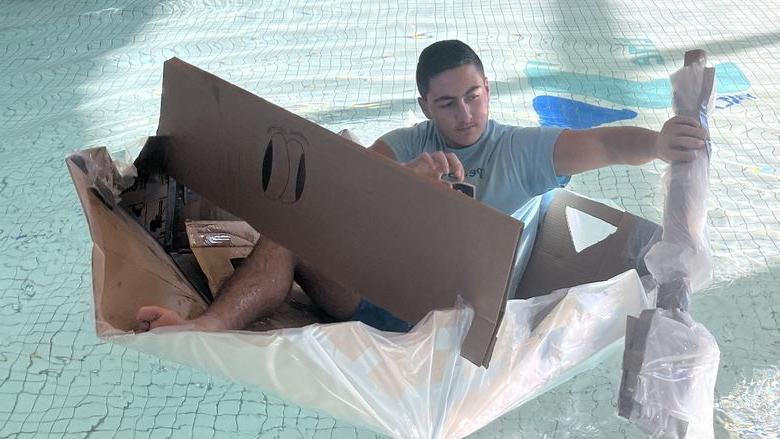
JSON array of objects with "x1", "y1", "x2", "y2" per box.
[{"x1": 419, "y1": 64, "x2": 490, "y2": 148}]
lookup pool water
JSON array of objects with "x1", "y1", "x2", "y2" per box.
[{"x1": 1, "y1": 1, "x2": 777, "y2": 437}]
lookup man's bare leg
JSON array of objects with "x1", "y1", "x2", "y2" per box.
[
  {"x1": 136, "y1": 238, "x2": 362, "y2": 331},
  {"x1": 136, "y1": 128, "x2": 367, "y2": 332},
  {"x1": 294, "y1": 261, "x2": 361, "y2": 321},
  {"x1": 137, "y1": 237, "x2": 297, "y2": 331}
]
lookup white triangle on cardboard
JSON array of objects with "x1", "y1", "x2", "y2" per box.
[{"x1": 565, "y1": 206, "x2": 618, "y2": 253}]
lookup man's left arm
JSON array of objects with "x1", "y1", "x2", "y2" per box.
[{"x1": 553, "y1": 116, "x2": 708, "y2": 176}]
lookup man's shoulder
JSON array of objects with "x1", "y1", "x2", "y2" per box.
[
  {"x1": 377, "y1": 120, "x2": 438, "y2": 161},
  {"x1": 402, "y1": 119, "x2": 434, "y2": 133},
  {"x1": 379, "y1": 119, "x2": 433, "y2": 140},
  {"x1": 486, "y1": 120, "x2": 529, "y2": 144},
  {"x1": 489, "y1": 119, "x2": 542, "y2": 135},
  {"x1": 489, "y1": 120, "x2": 554, "y2": 144}
]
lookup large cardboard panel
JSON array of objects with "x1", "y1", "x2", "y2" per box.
[
  {"x1": 153, "y1": 58, "x2": 524, "y2": 367},
  {"x1": 515, "y1": 191, "x2": 661, "y2": 299}
]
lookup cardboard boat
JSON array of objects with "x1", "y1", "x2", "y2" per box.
[{"x1": 67, "y1": 58, "x2": 663, "y2": 438}]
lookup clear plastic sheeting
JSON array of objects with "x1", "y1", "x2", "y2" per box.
[
  {"x1": 76, "y1": 147, "x2": 138, "y2": 205},
  {"x1": 4, "y1": 1, "x2": 779, "y2": 437},
  {"x1": 620, "y1": 308, "x2": 720, "y2": 439},
  {"x1": 644, "y1": 50, "x2": 716, "y2": 301},
  {"x1": 110, "y1": 270, "x2": 650, "y2": 439},
  {"x1": 69, "y1": 139, "x2": 658, "y2": 437},
  {"x1": 619, "y1": 51, "x2": 721, "y2": 438}
]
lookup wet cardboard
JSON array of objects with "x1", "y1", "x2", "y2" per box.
[{"x1": 67, "y1": 57, "x2": 661, "y2": 367}]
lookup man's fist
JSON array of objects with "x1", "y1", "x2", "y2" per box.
[{"x1": 655, "y1": 116, "x2": 708, "y2": 162}]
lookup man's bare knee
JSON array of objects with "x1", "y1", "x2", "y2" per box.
[
  {"x1": 239, "y1": 238, "x2": 359, "y2": 322},
  {"x1": 294, "y1": 260, "x2": 361, "y2": 321},
  {"x1": 202, "y1": 236, "x2": 298, "y2": 329},
  {"x1": 251, "y1": 237, "x2": 298, "y2": 265}
]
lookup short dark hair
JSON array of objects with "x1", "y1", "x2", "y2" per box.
[{"x1": 416, "y1": 40, "x2": 485, "y2": 98}]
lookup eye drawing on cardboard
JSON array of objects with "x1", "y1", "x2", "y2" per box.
[{"x1": 260, "y1": 127, "x2": 307, "y2": 204}]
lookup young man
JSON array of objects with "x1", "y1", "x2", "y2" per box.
[{"x1": 135, "y1": 40, "x2": 706, "y2": 333}]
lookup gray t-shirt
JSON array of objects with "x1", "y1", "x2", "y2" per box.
[{"x1": 379, "y1": 119, "x2": 568, "y2": 215}]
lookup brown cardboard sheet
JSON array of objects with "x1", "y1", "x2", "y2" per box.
[
  {"x1": 515, "y1": 191, "x2": 661, "y2": 299},
  {"x1": 66, "y1": 149, "x2": 207, "y2": 334},
  {"x1": 151, "y1": 58, "x2": 524, "y2": 367}
]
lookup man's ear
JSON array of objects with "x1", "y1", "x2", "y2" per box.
[
  {"x1": 484, "y1": 77, "x2": 490, "y2": 97},
  {"x1": 417, "y1": 97, "x2": 432, "y2": 119}
]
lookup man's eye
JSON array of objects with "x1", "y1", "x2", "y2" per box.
[
  {"x1": 467, "y1": 94, "x2": 479, "y2": 101},
  {"x1": 440, "y1": 102, "x2": 453, "y2": 109}
]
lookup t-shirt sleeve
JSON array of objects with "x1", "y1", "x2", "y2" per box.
[
  {"x1": 508, "y1": 126, "x2": 568, "y2": 196},
  {"x1": 377, "y1": 125, "x2": 423, "y2": 163}
]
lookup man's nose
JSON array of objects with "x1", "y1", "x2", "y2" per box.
[{"x1": 456, "y1": 99, "x2": 472, "y2": 123}]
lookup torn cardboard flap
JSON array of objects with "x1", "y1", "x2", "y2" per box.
[
  {"x1": 67, "y1": 150, "x2": 207, "y2": 335},
  {"x1": 152, "y1": 58, "x2": 525, "y2": 367}
]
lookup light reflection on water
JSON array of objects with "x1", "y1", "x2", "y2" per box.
[{"x1": 716, "y1": 367, "x2": 780, "y2": 438}]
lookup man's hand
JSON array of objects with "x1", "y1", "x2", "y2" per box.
[
  {"x1": 655, "y1": 116, "x2": 708, "y2": 162},
  {"x1": 403, "y1": 151, "x2": 465, "y2": 184}
]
